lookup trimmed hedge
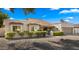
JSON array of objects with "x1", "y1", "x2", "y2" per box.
[
  {"x1": 28, "y1": 31, "x2": 34, "y2": 37},
  {"x1": 35, "y1": 31, "x2": 47, "y2": 37},
  {"x1": 53, "y1": 32, "x2": 64, "y2": 36},
  {"x1": 27, "y1": 31, "x2": 47, "y2": 37},
  {"x1": 5, "y1": 31, "x2": 48, "y2": 39},
  {"x1": 18, "y1": 32, "x2": 25, "y2": 37},
  {"x1": 5, "y1": 32, "x2": 16, "y2": 39}
]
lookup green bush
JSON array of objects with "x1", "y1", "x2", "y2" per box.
[
  {"x1": 34, "y1": 31, "x2": 47, "y2": 37},
  {"x1": 5, "y1": 32, "x2": 15, "y2": 39},
  {"x1": 24, "y1": 31, "x2": 29, "y2": 34},
  {"x1": 41, "y1": 31, "x2": 47, "y2": 37},
  {"x1": 28, "y1": 31, "x2": 34, "y2": 37},
  {"x1": 25, "y1": 31, "x2": 47, "y2": 37},
  {"x1": 35, "y1": 31, "x2": 42, "y2": 37},
  {"x1": 53, "y1": 32, "x2": 64, "y2": 36},
  {"x1": 18, "y1": 32, "x2": 25, "y2": 37}
]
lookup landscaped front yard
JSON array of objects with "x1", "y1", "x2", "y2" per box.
[{"x1": 0, "y1": 35, "x2": 79, "y2": 50}]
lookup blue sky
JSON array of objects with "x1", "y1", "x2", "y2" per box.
[{"x1": 1, "y1": 8, "x2": 79, "y2": 24}]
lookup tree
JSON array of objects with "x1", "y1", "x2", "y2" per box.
[
  {"x1": 9, "y1": 8, "x2": 35, "y2": 14},
  {"x1": 0, "y1": 12, "x2": 9, "y2": 27},
  {"x1": 0, "y1": 8, "x2": 35, "y2": 28},
  {"x1": 60, "y1": 19, "x2": 65, "y2": 22}
]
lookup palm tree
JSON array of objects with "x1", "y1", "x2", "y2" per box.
[
  {"x1": 0, "y1": 8, "x2": 35, "y2": 28},
  {"x1": 9, "y1": 8, "x2": 35, "y2": 14}
]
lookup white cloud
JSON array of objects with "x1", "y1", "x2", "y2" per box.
[
  {"x1": 66, "y1": 17, "x2": 74, "y2": 19},
  {"x1": 42, "y1": 15, "x2": 47, "y2": 17},
  {"x1": 64, "y1": 17, "x2": 74, "y2": 22},
  {"x1": 4, "y1": 8, "x2": 10, "y2": 10},
  {"x1": 9, "y1": 17, "x2": 14, "y2": 19},
  {"x1": 50, "y1": 8, "x2": 60, "y2": 10},
  {"x1": 60, "y1": 9, "x2": 79, "y2": 14},
  {"x1": 64, "y1": 19, "x2": 70, "y2": 22}
]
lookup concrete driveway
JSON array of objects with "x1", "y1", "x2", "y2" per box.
[
  {"x1": 0, "y1": 35, "x2": 79, "y2": 42},
  {"x1": 0, "y1": 35, "x2": 79, "y2": 50}
]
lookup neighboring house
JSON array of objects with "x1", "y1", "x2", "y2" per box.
[
  {"x1": 54, "y1": 20, "x2": 79, "y2": 35},
  {"x1": 73, "y1": 24, "x2": 79, "y2": 35},
  {"x1": 60, "y1": 20, "x2": 74, "y2": 35},
  {"x1": 53, "y1": 23, "x2": 62, "y2": 32},
  {"x1": 3, "y1": 18, "x2": 54, "y2": 33}
]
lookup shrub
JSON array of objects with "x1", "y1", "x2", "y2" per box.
[
  {"x1": 34, "y1": 31, "x2": 47, "y2": 37},
  {"x1": 5, "y1": 32, "x2": 15, "y2": 39},
  {"x1": 53, "y1": 32, "x2": 64, "y2": 36},
  {"x1": 18, "y1": 32, "x2": 25, "y2": 37},
  {"x1": 28, "y1": 31, "x2": 34, "y2": 37},
  {"x1": 24, "y1": 31, "x2": 29, "y2": 34},
  {"x1": 41, "y1": 31, "x2": 47, "y2": 37},
  {"x1": 35, "y1": 31, "x2": 42, "y2": 37},
  {"x1": 26, "y1": 31, "x2": 47, "y2": 37}
]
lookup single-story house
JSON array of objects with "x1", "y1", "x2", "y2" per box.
[
  {"x1": 73, "y1": 24, "x2": 79, "y2": 35},
  {"x1": 0, "y1": 18, "x2": 79, "y2": 37},
  {"x1": 53, "y1": 20, "x2": 79, "y2": 35},
  {"x1": 3, "y1": 18, "x2": 54, "y2": 33}
]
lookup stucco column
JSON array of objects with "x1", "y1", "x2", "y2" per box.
[{"x1": 73, "y1": 28, "x2": 74, "y2": 35}]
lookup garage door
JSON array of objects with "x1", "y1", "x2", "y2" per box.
[
  {"x1": 74, "y1": 28, "x2": 79, "y2": 35},
  {"x1": 62, "y1": 27, "x2": 73, "y2": 35}
]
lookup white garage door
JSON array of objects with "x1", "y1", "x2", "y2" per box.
[{"x1": 74, "y1": 28, "x2": 79, "y2": 34}]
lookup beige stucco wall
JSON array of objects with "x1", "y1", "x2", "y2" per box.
[
  {"x1": 4, "y1": 20, "x2": 11, "y2": 32},
  {"x1": 62, "y1": 27, "x2": 73, "y2": 35},
  {"x1": 28, "y1": 24, "x2": 40, "y2": 31},
  {"x1": 60, "y1": 21, "x2": 74, "y2": 35},
  {"x1": 4, "y1": 20, "x2": 26, "y2": 32},
  {"x1": 4, "y1": 19, "x2": 40, "y2": 32},
  {"x1": 0, "y1": 28, "x2": 5, "y2": 36},
  {"x1": 73, "y1": 28, "x2": 79, "y2": 35},
  {"x1": 25, "y1": 19, "x2": 40, "y2": 31},
  {"x1": 53, "y1": 23, "x2": 62, "y2": 32}
]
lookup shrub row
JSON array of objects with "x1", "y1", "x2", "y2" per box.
[
  {"x1": 25, "y1": 31, "x2": 47, "y2": 37},
  {"x1": 5, "y1": 31, "x2": 47, "y2": 39},
  {"x1": 5, "y1": 32, "x2": 16, "y2": 39},
  {"x1": 53, "y1": 32, "x2": 64, "y2": 36}
]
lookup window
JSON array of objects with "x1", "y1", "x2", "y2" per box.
[{"x1": 12, "y1": 26, "x2": 21, "y2": 32}]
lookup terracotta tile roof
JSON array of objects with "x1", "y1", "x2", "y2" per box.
[
  {"x1": 27, "y1": 18, "x2": 53, "y2": 26},
  {"x1": 9, "y1": 21, "x2": 23, "y2": 25},
  {"x1": 74, "y1": 24, "x2": 79, "y2": 28}
]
